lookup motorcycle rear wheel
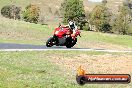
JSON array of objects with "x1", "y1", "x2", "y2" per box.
[{"x1": 46, "y1": 37, "x2": 54, "y2": 47}]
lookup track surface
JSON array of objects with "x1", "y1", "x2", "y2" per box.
[
  {"x1": 0, "y1": 43, "x2": 76, "y2": 49},
  {"x1": 0, "y1": 43, "x2": 132, "y2": 52}
]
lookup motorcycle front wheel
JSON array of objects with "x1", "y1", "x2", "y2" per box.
[
  {"x1": 71, "y1": 38, "x2": 77, "y2": 47},
  {"x1": 66, "y1": 37, "x2": 73, "y2": 48}
]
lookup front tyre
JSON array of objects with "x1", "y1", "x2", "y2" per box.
[
  {"x1": 71, "y1": 38, "x2": 77, "y2": 47},
  {"x1": 66, "y1": 37, "x2": 73, "y2": 48},
  {"x1": 46, "y1": 37, "x2": 54, "y2": 47}
]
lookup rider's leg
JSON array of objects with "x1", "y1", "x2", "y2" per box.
[{"x1": 71, "y1": 29, "x2": 76, "y2": 36}]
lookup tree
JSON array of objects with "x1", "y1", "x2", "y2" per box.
[
  {"x1": 48, "y1": 7, "x2": 52, "y2": 14},
  {"x1": 23, "y1": 4, "x2": 40, "y2": 23},
  {"x1": 112, "y1": 6, "x2": 131, "y2": 35},
  {"x1": 102, "y1": 0, "x2": 107, "y2": 5},
  {"x1": 123, "y1": 0, "x2": 132, "y2": 17},
  {"x1": 60, "y1": 0, "x2": 85, "y2": 25},
  {"x1": 89, "y1": 4, "x2": 111, "y2": 32},
  {"x1": 54, "y1": 10, "x2": 60, "y2": 17},
  {"x1": 1, "y1": 5, "x2": 21, "y2": 19},
  {"x1": 123, "y1": 0, "x2": 132, "y2": 9}
]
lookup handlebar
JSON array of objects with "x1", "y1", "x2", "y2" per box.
[{"x1": 79, "y1": 34, "x2": 81, "y2": 37}]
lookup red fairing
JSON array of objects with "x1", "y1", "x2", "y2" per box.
[{"x1": 54, "y1": 26, "x2": 70, "y2": 38}]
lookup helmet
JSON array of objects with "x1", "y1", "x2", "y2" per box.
[{"x1": 69, "y1": 21, "x2": 75, "y2": 29}]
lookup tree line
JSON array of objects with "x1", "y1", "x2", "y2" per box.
[
  {"x1": 1, "y1": 4, "x2": 41, "y2": 24},
  {"x1": 61, "y1": 0, "x2": 132, "y2": 35},
  {"x1": 1, "y1": 0, "x2": 132, "y2": 35}
]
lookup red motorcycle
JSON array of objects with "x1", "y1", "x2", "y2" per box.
[{"x1": 46, "y1": 25, "x2": 81, "y2": 48}]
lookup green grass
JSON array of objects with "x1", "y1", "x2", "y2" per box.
[
  {"x1": 80, "y1": 31, "x2": 132, "y2": 48},
  {"x1": 0, "y1": 17, "x2": 53, "y2": 45},
  {"x1": 0, "y1": 51, "x2": 132, "y2": 88},
  {"x1": 0, "y1": 51, "x2": 63, "y2": 88}
]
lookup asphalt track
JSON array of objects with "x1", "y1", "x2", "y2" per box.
[
  {"x1": 0, "y1": 43, "x2": 80, "y2": 49},
  {"x1": 0, "y1": 43, "x2": 132, "y2": 52}
]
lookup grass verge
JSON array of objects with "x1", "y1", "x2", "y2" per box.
[{"x1": 0, "y1": 51, "x2": 132, "y2": 88}]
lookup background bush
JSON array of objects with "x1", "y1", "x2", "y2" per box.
[
  {"x1": 1, "y1": 5, "x2": 21, "y2": 19},
  {"x1": 89, "y1": 4, "x2": 111, "y2": 32},
  {"x1": 82, "y1": 23, "x2": 90, "y2": 31},
  {"x1": 112, "y1": 6, "x2": 132, "y2": 35},
  {"x1": 23, "y1": 4, "x2": 40, "y2": 23}
]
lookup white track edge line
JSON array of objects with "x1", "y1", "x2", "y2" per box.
[{"x1": 0, "y1": 49, "x2": 132, "y2": 53}]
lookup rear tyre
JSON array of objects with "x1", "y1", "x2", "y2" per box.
[
  {"x1": 46, "y1": 37, "x2": 54, "y2": 47},
  {"x1": 66, "y1": 45, "x2": 72, "y2": 48}
]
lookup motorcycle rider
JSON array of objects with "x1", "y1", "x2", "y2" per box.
[{"x1": 68, "y1": 18, "x2": 78, "y2": 36}]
